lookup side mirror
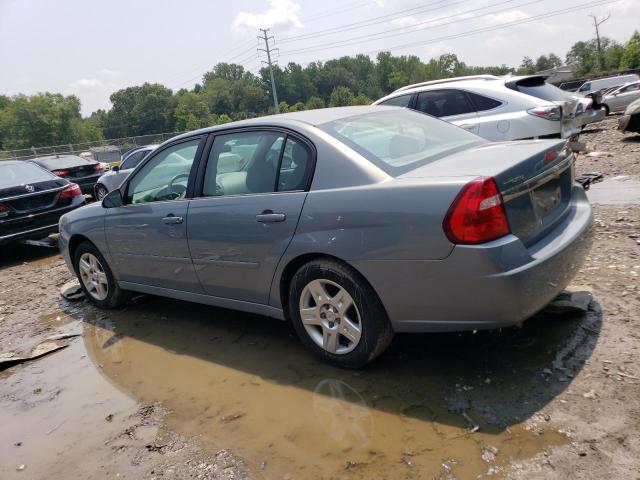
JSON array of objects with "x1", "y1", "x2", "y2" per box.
[
  {"x1": 112, "y1": 165, "x2": 120, "y2": 172},
  {"x1": 102, "y1": 189, "x2": 123, "y2": 208}
]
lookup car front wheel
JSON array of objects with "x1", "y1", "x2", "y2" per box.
[
  {"x1": 74, "y1": 241, "x2": 129, "y2": 308},
  {"x1": 288, "y1": 259, "x2": 393, "y2": 368},
  {"x1": 95, "y1": 184, "x2": 109, "y2": 200}
]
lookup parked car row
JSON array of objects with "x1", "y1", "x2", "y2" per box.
[{"x1": 58, "y1": 105, "x2": 593, "y2": 368}]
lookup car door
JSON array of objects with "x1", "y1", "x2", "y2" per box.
[
  {"x1": 609, "y1": 83, "x2": 640, "y2": 112},
  {"x1": 104, "y1": 137, "x2": 204, "y2": 292},
  {"x1": 187, "y1": 129, "x2": 314, "y2": 304},
  {"x1": 413, "y1": 89, "x2": 479, "y2": 134}
]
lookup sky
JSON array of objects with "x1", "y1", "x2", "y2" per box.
[{"x1": 1, "y1": 0, "x2": 638, "y2": 116}]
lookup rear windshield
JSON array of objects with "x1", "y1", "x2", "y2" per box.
[
  {"x1": 0, "y1": 162, "x2": 54, "y2": 189},
  {"x1": 319, "y1": 108, "x2": 482, "y2": 175},
  {"x1": 34, "y1": 155, "x2": 89, "y2": 169},
  {"x1": 511, "y1": 78, "x2": 574, "y2": 102}
]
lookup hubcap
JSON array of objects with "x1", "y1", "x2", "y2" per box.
[
  {"x1": 78, "y1": 253, "x2": 109, "y2": 301},
  {"x1": 299, "y1": 279, "x2": 362, "y2": 355},
  {"x1": 96, "y1": 187, "x2": 107, "y2": 199}
]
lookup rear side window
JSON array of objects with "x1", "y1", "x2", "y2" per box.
[
  {"x1": 320, "y1": 109, "x2": 482, "y2": 176},
  {"x1": 378, "y1": 94, "x2": 412, "y2": 107},
  {"x1": 278, "y1": 137, "x2": 312, "y2": 192},
  {"x1": 620, "y1": 83, "x2": 640, "y2": 93},
  {"x1": 510, "y1": 77, "x2": 573, "y2": 102},
  {"x1": 466, "y1": 91, "x2": 502, "y2": 111},
  {"x1": 414, "y1": 90, "x2": 475, "y2": 117}
]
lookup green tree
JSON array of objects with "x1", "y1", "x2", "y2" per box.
[
  {"x1": 305, "y1": 96, "x2": 325, "y2": 110},
  {"x1": 605, "y1": 42, "x2": 625, "y2": 70},
  {"x1": 352, "y1": 93, "x2": 373, "y2": 105},
  {"x1": 519, "y1": 56, "x2": 536, "y2": 74},
  {"x1": 621, "y1": 31, "x2": 640, "y2": 69},
  {"x1": 329, "y1": 86, "x2": 355, "y2": 107},
  {"x1": 215, "y1": 114, "x2": 232, "y2": 125},
  {"x1": 174, "y1": 92, "x2": 212, "y2": 131}
]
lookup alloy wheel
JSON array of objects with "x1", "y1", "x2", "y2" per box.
[
  {"x1": 299, "y1": 279, "x2": 362, "y2": 355},
  {"x1": 78, "y1": 253, "x2": 109, "y2": 301}
]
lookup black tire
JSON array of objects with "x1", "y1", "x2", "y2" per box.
[
  {"x1": 288, "y1": 259, "x2": 394, "y2": 368},
  {"x1": 602, "y1": 104, "x2": 610, "y2": 116},
  {"x1": 73, "y1": 241, "x2": 129, "y2": 308},
  {"x1": 94, "y1": 184, "x2": 108, "y2": 201}
]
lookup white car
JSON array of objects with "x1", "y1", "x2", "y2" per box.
[
  {"x1": 601, "y1": 81, "x2": 640, "y2": 115},
  {"x1": 576, "y1": 74, "x2": 639, "y2": 96},
  {"x1": 374, "y1": 75, "x2": 587, "y2": 142}
]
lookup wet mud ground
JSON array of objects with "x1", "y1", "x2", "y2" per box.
[{"x1": 1, "y1": 116, "x2": 639, "y2": 479}]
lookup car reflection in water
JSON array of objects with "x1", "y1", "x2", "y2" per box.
[{"x1": 79, "y1": 295, "x2": 599, "y2": 479}]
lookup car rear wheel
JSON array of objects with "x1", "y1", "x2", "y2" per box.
[
  {"x1": 288, "y1": 259, "x2": 393, "y2": 368},
  {"x1": 603, "y1": 104, "x2": 610, "y2": 116},
  {"x1": 74, "y1": 241, "x2": 129, "y2": 308},
  {"x1": 95, "y1": 184, "x2": 108, "y2": 200}
]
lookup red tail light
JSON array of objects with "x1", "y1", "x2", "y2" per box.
[
  {"x1": 0, "y1": 203, "x2": 9, "y2": 218},
  {"x1": 93, "y1": 163, "x2": 104, "y2": 172},
  {"x1": 443, "y1": 177, "x2": 510, "y2": 244},
  {"x1": 59, "y1": 183, "x2": 82, "y2": 199},
  {"x1": 527, "y1": 105, "x2": 562, "y2": 121},
  {"x1": 52, "y1": 169, "x2": 70, "y2": 177}
]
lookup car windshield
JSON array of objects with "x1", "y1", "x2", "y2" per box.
[
  {"x1": 319, "y1": 108, "x2": 482, "y2": 175},
  {"x1": 0, "y1": 162, "x2": 54, "y2": 189}
]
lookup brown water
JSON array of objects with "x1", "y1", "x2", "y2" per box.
[{"x1": 78, "y1": 296, "x2": 596, "y2": 479}]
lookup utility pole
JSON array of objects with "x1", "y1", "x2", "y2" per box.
[
  {"x1": 589, "y1": 13, "x2": 611, "y2": 71},
  {"x1": 258, "y1": 28, "x2": 280, "y2": 113}
]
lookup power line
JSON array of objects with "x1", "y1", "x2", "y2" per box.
[
  {"x1": 278, "y1": 0, "x2": 456, "y2": 44},
  {"x1": 280, "y1": 0, "x2": 621, "y2": 59},
  {"x1": 282, "y1": 0, "x2": 537, "y2": 55}
]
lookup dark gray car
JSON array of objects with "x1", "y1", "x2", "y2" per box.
[{"x1": 58, "y1": 106, "x2": 592, "y2": 367}]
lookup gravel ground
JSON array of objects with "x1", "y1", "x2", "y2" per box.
[{"x1": 0, "y1": 115, "x2": 639, "y2": 479}]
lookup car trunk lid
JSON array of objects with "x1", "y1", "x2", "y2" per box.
[
  {"x1": 399, "y1": 139, "x2": 575, "y2": 246},
  {"x1": 0, "y1": 179, "x2": 68, "y2": 216}
]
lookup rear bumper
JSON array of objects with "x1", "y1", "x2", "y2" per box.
[
  {"x1": 353, "y1": 185, "x2": 593, "y2": 332},
  {"x1": 0, "y1": 201, "x2": 84, "y2": 245},
  {"x1": 73, "y1": 173, "x2": 102, "y2": 194}
]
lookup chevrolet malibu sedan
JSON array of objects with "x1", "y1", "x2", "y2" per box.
[{"x1": 59, "y1": 106, "x2": 593, "y2": 368}]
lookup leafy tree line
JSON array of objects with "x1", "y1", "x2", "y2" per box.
[{"x1": 2, "y1": 30, "x2": 639, "y2": 151}]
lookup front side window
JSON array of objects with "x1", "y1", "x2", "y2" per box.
[
  {"x1": 578, "y1": 82, "x2": 591, "y2": 92},
  {"x1": 320, "y1": 109, "x2": 482, "y2": 176},
  {"x1": 379, "y1": 94, "x2": 412, "y2": 107},
  {"x1": 203, "y1": 131, "x2": 285, "y2": 197},
  {"x1": 414, "y1": 90, "x2": 475, "y2": 117},
  {"x1": 127, "y1": 139, "x2": 200, "y2": 204}
]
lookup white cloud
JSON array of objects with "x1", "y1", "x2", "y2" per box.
[
  {"x1": 69, "y1": 78, "x2": 105, "y2": 89},
  {"x1": 98, "y1": 68, "x2": 122, "y2": 77},
  {"x1": 234, "y1": 0, "x2": 302, "y2": 30}
]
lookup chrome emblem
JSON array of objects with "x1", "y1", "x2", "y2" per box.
[{"x1": 25, "y1": 184, "x2": 35, "y2": 192}]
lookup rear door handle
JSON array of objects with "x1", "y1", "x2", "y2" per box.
[
  {"x1": 256, "y1": 210, "x2": 286, "y2": 223},
  {"x1": 162, "y1": 215, "x2": 183, "y2": 225}
]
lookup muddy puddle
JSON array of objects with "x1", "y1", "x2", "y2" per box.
[
  {"x1": 73, "y1": 296, "x2": 601, "y2": 479},
  {"x1": 587, "y1": 176, "x2": 640, "y2": 205}
]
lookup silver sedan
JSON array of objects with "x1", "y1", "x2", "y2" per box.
[
  {"x1": 59, "y1": 106, "x2": 592, "y2": 368},
  {"x1": 602, "y1": 81, "x2": 640, "y2": 114}
]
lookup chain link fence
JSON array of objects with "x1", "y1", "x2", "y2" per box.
[{"x1": 0, "y1": 131, "x2": 185, "y2": 162}]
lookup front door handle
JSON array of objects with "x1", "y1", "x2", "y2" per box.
[
  {"x1": 459, "y1": 123, "x2": 476, "y2": 130},
  {"x1": 162, "y1": 215, "x2": 183, "y2": 225},
  {"x1": 256, "y1": 210, "x2": 286, "y2": 223}
]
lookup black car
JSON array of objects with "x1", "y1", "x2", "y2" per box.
[
  {"x1": 29, "y1": 154, "x2": 104, "y2": 197},
  {"x1": 0, "y1": 161, "x2": 86, "y2": 245}
]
